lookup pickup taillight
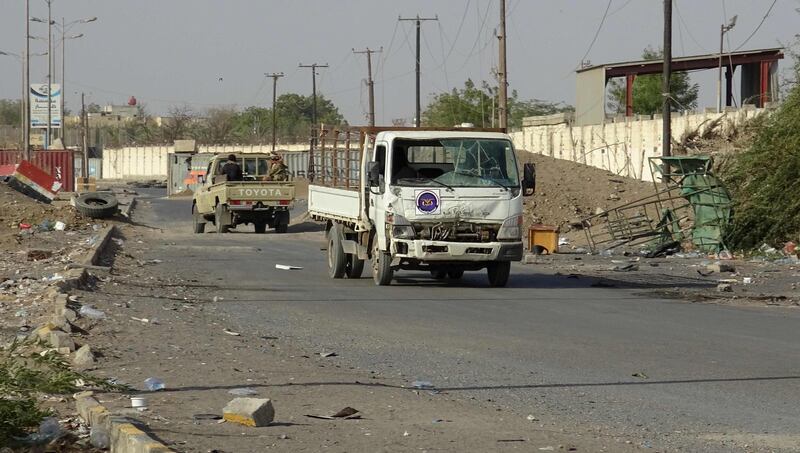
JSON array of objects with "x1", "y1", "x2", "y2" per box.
[
  {"x1": 279, "y1": 200, "x2": 290, "y2": 206},
  {"x1": 229, "y1": 200, "x2": 242, "y2": 205}
]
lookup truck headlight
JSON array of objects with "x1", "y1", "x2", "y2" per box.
[
  {"x1": 388, "y1": 214, "x2": 415, "y2": 239},
  {"x1": 497, "y1": 215, "x2": 523, "y2": 240}
]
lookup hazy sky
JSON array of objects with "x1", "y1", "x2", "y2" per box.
[{"x1": 1, "y1": 1, "x2": 797, "y2": 124}]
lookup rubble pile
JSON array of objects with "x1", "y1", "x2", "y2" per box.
[{"x1": 515, "y1": 151, "x2": 654, "y2": 232}]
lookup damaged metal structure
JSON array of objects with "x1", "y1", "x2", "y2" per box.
[{"x1": 581, "y1": 156, "x2": 732, "y2": 254}]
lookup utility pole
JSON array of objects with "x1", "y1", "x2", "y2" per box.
[
  {"x1": 60, "y1": 17, "x2": 65, "y2": 143},
  {"x1": 353, "y1": 47, "x2": 383, "y2": 127},
  {"x1": 717, "y1": 16, "x2": 737, "y2": 112},
  {"x1": 662, "y1": 0, "x2": 672, "y2": 157},
  {"x1": 497, "y1": 0, "x2": 508, "y2": 130},
  {"x1": 24, "y1": 0, "x2": 31, "y2": 158},
  {"x1": 298, "y1": 63, "x2": 328, "y2": 130},
  {"x1": 80, "y1": 92, "x2": 88, "y2": 180},
  {"x1": 398, "y1": 15, "x2": 438, "y2": 127},
  {"x1": 265, "y1": 72, "x2": 284, "y2": 151},
  {"x1": 46, "y1": 0, "x2": 52, "y2": 149}
]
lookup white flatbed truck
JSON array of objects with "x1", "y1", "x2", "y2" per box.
[{"x1": 307, "y1": 126, "x2": 535, "y2": 287}]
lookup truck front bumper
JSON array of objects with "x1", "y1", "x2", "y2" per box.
[{"x1": 391, "y1": 239, "x2": 524, "y2": 262}]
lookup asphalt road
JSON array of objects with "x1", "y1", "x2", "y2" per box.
[{"x1": 133, "y1": 190, "x2": 800, "y2": 452}]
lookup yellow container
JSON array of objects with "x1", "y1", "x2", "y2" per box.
[{"x1": 528, "y1": 224, "x2": 559, "y2": 254}]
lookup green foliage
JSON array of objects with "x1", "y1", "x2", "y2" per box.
[
  {"x1": 423, "y1": 80, "x2": 571, "y2": 129},
  {"x1": 608, "y1": 47, "x2": 699, "y2": 115},
  {"x1": 0, "y1": 339, "x2": 125, "y2": 445},
  {"x1": 0, "y1": 99, "x2": 22, "y2": 126},
  {"x1": 723, "y1": 84, "x2": 800, "y2": 250}
]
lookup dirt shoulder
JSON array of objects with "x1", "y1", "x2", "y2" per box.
[{"x1": 72, "y1": 223, "x2": 640, "y2": 453}]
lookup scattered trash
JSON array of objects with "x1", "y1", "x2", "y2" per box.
[
  {"x1": 631, "y1": 372, "x2": 649, "y2": 379},
  {"x1": 742, "y1": 277, "x2": 753, "y2": 285},
  {"x1": 784, "y1": 241, "x2": 797, "y2": 255},
  {"x1": 14, "y1": 309, "x2": 28, "y2": 318},
  {"x1": 612, "y1": 263, "x2": 639, "y2": 272},
  {"x1": 228, "y1": 388, "x2": 259, "y2": 396},
  {"x1": 130, "y1": 396, "x2": 147, "y2": 408},
  {"x1": 558, "y1": 237, "x2": 570, "y2": 246},
  {"x1": 192, "y1": 413, "x2": 222, "y2": 421},
  {"x1": 707, "y1": 262, "x2": 735, "y2": 273},
  {"x1": 89, "y1": 425, "x2": 110, "y2": 449},
  {"x1": 319, "y1": 351, "x2": 337, "y2": 358},
  {"x1": 78, "y1": 305, "x2": 106, "y2": 320},
  {"x1": 305, "y1": 407, "x2": 361, "y2": 420},
  {"x1": 403, "y1": 431, "x2": 410, "y2": 437},
  {"x1": 717, "y1": 249, "x2": 733, "y2": 260},
  {"x1": 539, "y1": 447, "x2": 555, "y2": 451},
  {"x1": 599, "y1": 249, "x2": 613, "y2": 257},
  {"x1": 17, "y1": 417, "x2": 62, "y2": 445},
  {"x1": 697, "y1": 269, "x2": 714, "y2": 277},
  {"x1": 411, "y1": 380, "x2": 435, "y2": 390},
  {"x1": 223, "y1": 329, "x2": 241, "y2": 336},
  {"x1": 54, "y1": 221, "x2": 66, "y2": 231},
  {"x1": 716, "y1": 283, "x2": 733, "y2": 293},
  {"x1": 19, "y1": 223, "x2": 32, "y2": 230},
  {"x1": 526, "y1": 414, "x2": 539, "y2": 421},
  {"x1": 497, "y1": 439, "x2": 527, "y2": 443},
  {"x1": 759, "y1": 243, "x2": 778, "y2": 254},
  {"x1": 144, "y1": 377, "x2": 166, "y2": 391},
  {"x1": 276, "y1": 264, "x2": 303, "y2": 270},
  {"x1": 38, "y1": 220, "x2": 55, "y2": 232}
]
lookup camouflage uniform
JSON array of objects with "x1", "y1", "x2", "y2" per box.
[{"x1": 267, "y1": 156, "x2": 289, "y2": 181}]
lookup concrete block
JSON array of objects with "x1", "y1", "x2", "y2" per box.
[
  {"x1": 51, "y1": 314, "x2": 72, "y2": 333},
  {"x1": 716, "y1": 283, "x2": 733, "y2": 293},
  {"x1": 31, "y1": 323, "x2": 56, "y2": 341},
  {"x1": 63, "y1": 308, "x2": 78, "y2": 323},
  {"x1": 707, "y1": 263, "x2": 736, "y2": 273},
  {"x1": 223, "y1": 398, "x2": 275, "y2": 427},
  {"x1": 73, "y1": 344, "x2": 95, "y2": 370},
  {"x1": 76, "y1": 394, "x2": 101, "y2": 422},
  {"x1": 49, "y1": 330, "x2": 75, "y2": 351}
]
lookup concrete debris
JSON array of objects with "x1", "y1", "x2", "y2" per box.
[
  {"x1": 49, "y1": 330, "x2": 75, "y2": 351},
  {"x1": 73, "y1": 345, "x2": 95, "y2": 370},
  {"x1": 707, "y1": 263, "x2": 736, "y2": 273},
  {"x1": 716, "y1": 283, "x2": 734, "y2": 293},
  {"x1": 223, "y1": 397, "x2": 275, "y2": 427}
]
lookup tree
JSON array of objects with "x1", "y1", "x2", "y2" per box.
[
  {"x1": 608, "y1": 47, "x2": 699, "y2": 115},
  {"x1": 273, "y1": 93, "x2": 346, "y2": 142},
  {"x1": 159, "y1": 106, "x2": 197, "y2": 143},
  {"x1": 198, "y1": 107, "x2": 239, "y2": 144},
  {"x1": 423, "y1": 80, "x2": 572, "y2": 129},
  {"x1": 86, "y1": 103, "x2": 102, "y2": 114},
  {"x1": 0, "y1": 99, "x2": 22, "y2": 126}
]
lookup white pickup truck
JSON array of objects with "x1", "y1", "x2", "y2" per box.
[{"x1": 308, "y1": 126, "x2": 535, "y2": 287}]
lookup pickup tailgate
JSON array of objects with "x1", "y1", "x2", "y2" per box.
[{"x1": 224, "y1": 182, "x2": 295, "y2": 205}]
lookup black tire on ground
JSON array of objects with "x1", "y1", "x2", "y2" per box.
[
  {"x1": 486, "y1": 261, "x2": 511, "y2": 287},
  {"x1": 430, "y1": 270, "x2": 447, "y2": 280},
  {"x1": 74, "y1": 192, "x2": 119, "y2": 219},
  {"x1": 372, "y1": 240, "x2": 393, "y2": 286},
  {"x1": 275, "y1": 222, "x2": 288, "y2": 234},
  {"x1": 327, "y1": 225, "x2": 346, "y2": 279},
  {"x1": 448, "y1": 269, "x2": 465, "y2": 279},
  {"x1": 345, "y1": 255, "x2": 365, "y2": 279},
  {"x1": 254, "y1": 222, "x2": 267, "y2": 234},
  {"x1": 215, "y1": 204, "x2": 230, "y2": 234}
]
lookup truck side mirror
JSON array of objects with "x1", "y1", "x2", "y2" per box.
[
  {"x1": 522, "y1": 163, "x2": 535, "y2": 196},
  {"x1": 368, "y1": 161, "x2": 381, "y2": 187}
]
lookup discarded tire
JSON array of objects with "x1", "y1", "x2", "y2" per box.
[{"x1": 74, "y1": 192, "x2": 119, "y2": 219}]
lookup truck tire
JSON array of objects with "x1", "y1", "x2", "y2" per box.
[
  {"x1": 345, "y1": 255, "x2": 365, "y2": 279},
  {"x1": 448, "y1": 269, "x2": 465, "y2": 279},
  {"x1": 74, "y1": 192, "x2": 118, "y2": 219},
  {"x1": 371, "y1": 241, "x2": 393, "y2": 286},
  {"x1": 254, "y1": 221, "x2": 267, "y2": 234},
  {"x1": 486, "y1": 261, "x2": 511, "y2": 287},
  {"x1": 275, "y1": 222, "x2": 288, "y2": 234},
  {"x1": 430, "y1": 270, "x2": 447, "y2": 280},
  {"x1": 327, "y1": 225, "x2": 346, "y2": 279},
  {"x1": 192, "y1": 204, "x2": 205, "y2": 234},
  {"x1": 215, "y1": 204, "x2": 230, "y2": 234}
]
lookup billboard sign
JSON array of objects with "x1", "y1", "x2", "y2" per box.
[{"x1": 30, "y1": 84, "x2": 61, "y2": 129}]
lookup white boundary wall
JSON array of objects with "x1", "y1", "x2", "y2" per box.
[
  {"x1": 509, "y1": 107, "x2": 770, "y2": 182},
  {"x1": 101, "y1": 143, "x2": 309, "y2": 180}
]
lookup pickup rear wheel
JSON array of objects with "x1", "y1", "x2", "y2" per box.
[
  {"x1": 254, "y1": 221, "x2": 267, "y2": 234},
  {"x1": 215, "y1": 204, "x2": 230, "y2": 234},
  {"x1": 275, "y1": 222, "x2": 288, "y2": 234},
  {"x1": 486, "y1": 261, "x2": 511, "y2": 287},
  {"x1": 327, "y1": 225, "x2": 346, "y2": 279},
  {"x1": 448, "y1": 269, "x2": 464, "y2": 279},
  {"x1": 345, "y1": 255, "x2": 365, "y2": 279},
  {"x1": 192, "y1": 204, "x2": 205, "y2": 234},
  {"x1": 371, "y1": 241, "x2": 393, "y2": 286}
]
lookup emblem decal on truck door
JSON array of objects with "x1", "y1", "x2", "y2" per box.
[{"x1": 415, "y1": 190, "x2": 441, "y2": 215}]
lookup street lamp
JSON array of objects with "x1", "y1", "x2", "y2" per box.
[{"x1": 717, "y1": 15, "x2": 737, "y2": 113}]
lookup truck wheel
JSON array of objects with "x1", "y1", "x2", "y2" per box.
[
  {"x1": 448, "y1": 269, "x2": 464, "y2": 279},
  {"x1": 215, "y1": 204, "x2": 230, "y2": 234},
  {"x1": 486, "y1": 261, "x2": 511, "y2": 287},
  {"x1": 430, "y1": 270, "x2": 447, "y2": 280},
  {"x1": 345, "y1": 255, "x2": 365, "y2": 279},
  {"x1": 372, "y1": 241, "x2": 393, "y2": 286},
  {"x1": 275, "y1": 222, "x2": 288, "y2": 234},
  {"x1": 327, "y1": 225, "x2": 346, "y2": 279},
  {"x1": 254, "y1": 222, "x2": 267, "y2": 234},
  {"x1": 192, "y1": 204, "x2": 205, "y2": 234},
  {"x1": 74, "y1": 192, "x2": 119, "y2": 219}
]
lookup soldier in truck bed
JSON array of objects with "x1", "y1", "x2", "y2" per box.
[
  {"x1": 266, "y1": 154, "x2": 289, "y2": 181},
  {"x1": 221, "y1": 154, "x2": 243, "y2": 181}
]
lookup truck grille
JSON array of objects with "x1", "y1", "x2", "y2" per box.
[{"x1": 413, "y1": 222, "x2": 499, "y2": 243}]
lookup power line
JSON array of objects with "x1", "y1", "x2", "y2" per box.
[
  {"x1": 735, "y1": 0, "x2": 778, "y2": 50},
  {"x1": 674, "y1": 0, "x2": 710, "y2": 52},
  {"x1": 577, "y1": 0, "x2": 613, "y2": 69}
]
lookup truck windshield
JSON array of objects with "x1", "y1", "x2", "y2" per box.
[{"x1": 391, "y1": 138, "x2": 519, "y2": 188}]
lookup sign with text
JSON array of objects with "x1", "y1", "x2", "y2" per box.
[{"x1": 30, "y1": 84, "x2": 61, "y2": 129}]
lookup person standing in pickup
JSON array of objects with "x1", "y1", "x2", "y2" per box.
[
  {"x1": 221, "y1": 154, "x2": 243, "y2": 181},
  {"x1": 267, "y1": 154, "x2": 289, "y2": 181}
]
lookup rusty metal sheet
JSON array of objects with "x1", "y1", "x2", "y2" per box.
[{"x1": 0, "y1": 150, "x2": 76, "y2": 192}]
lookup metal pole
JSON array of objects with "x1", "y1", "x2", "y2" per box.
[
  {"x1": 20, "y1": 51, "x2": 25, "y2": 148},
  {"x1": 46, "y1": 0, "x2": 52, "y2": 149},
  {"x1": 399, "y1": 15, "x2": 437, "y2": 127},
  {"x1": 498, "y1": 0, "x2": 508, "y2": 130},
  {"x1": 299, "y1": 63, "x2": 328, "y2": 130},
  {"x1": 24, "y1": 0, "x2": 30, "y2": 158},
  {"x1": 81, "y1": 92, "x2": 88, "y2": 180},
  {"x1": 61, "y1": 17, "x2": 65, "y2": 144},
  {"x1": 717, "y1": 24, "x2": 723, "y2": 113},
  {"x1": 353, "y1": 47, "x2": 383, "y2": 127},
  {"x1": 266, "y1": 72, "x2": 284, "y2": 151},
  {"x1": 662, "y1": 0, "x2": 672, "y2": 157}
]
